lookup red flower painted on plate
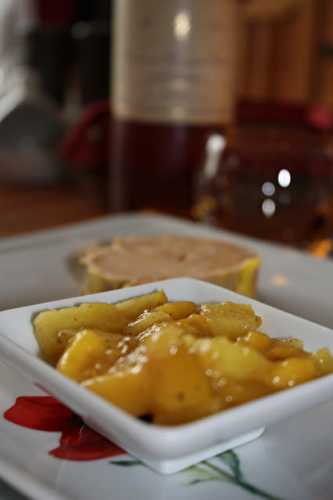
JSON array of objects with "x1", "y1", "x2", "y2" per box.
[{"x1": 4, "y1": 396, "x2": 124, "y2": 461}]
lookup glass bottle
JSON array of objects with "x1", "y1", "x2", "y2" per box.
[{"x1": 109, "y1": 0, "x2": 241, "y2": 215}]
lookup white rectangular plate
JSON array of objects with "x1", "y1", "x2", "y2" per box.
[
  {"x1": 0, "y1": 277, "x2": 333, "y2": 478},
  {"x1": 0, "y1": 214, "x2": 333, "y2": 500},
  {"x1": 1, "y1": 213, "x2": 333, "y2": 330}
]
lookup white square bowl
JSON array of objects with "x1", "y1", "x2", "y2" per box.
[{"x1": 0, "y1": 277, "x2": 333, "y2": 475}]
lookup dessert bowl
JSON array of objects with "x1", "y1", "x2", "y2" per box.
[{"x1": 0, "y1": 278, "x2": 332, "y2": 474}]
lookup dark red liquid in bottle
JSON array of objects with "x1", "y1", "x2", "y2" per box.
[{"x1": 109, "y1": 119, "x2": 226, "y2": 215}]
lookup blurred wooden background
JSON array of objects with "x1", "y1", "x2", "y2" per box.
[{"x1": 240, "y1": 0, "x2": 333, "y2": 106}]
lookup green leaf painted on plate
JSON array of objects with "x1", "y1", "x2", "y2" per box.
[
  {"x1": 184, "y1": 453, "x2": 285, "y2": 500},
  {"x1": 109, "y1": 451, "x2": 285, "y2": 500},
  {"x1": 183, "y1": 464, "x2": 224, "y2": 484},
  {"x1": 110, "y1": 459, "x2": 142, "y2": 466},
  {"x1": 218, "y1": 450, "x2": 243, "y2": 481},
  {"x1": 187, "y1": 478, "x2": 220, "y2": 486}
]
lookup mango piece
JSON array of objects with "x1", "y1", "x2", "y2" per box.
[
  {"x1": 83, "y1": 364, "x2": 151, "y2": 417},
  {"x1": 57, "y1": 330, "x2": 136, "y2": 382},
  {"x1": 154, "y1": 301, "x2": 198, "y2": 320},
  {"x1": 313, "y1": 348, "x2": 333, "y2": 375},
  {"x1": 125, "y1": 310, "x2": 171, "y2": 336},
  {"x1": 267, "y1": 338, "x2": 308, "y2": 361},
  {"x1": 217, "y1": 380, "x2": 271, "y2": 408},
  {"x1": 150, "y1": 349, "x2": 219, "y2": 425},
  {"x1": 138, "y1": 322, "x2": 185, "y2": 358},
  {"x1": 200, "y1": 302, "x2": 262, "y2": 340},
  {"x1": 192, "y1": 337, "x2": 271, "y2": 383},
  {"x1": 57, "y1": 329, "x2": 107, "y2": 382},
  {"x1": 55, "y1": 329, "x2": 78, "y2": 351},
  {"x1": 177, "y1": 314, "x2": 214, "y2": 337},
  {"x1": 33, "y1": 303, "x2": 127, "y2": 364},
  {"x1": 238, "y1": 331, "x2": 272, "y2": 352},
  {"x1": 115, "y1": 290, "x2": 167, "y2": 321},
  {"x1": 267, "y1": 358, "x2": 318, "y2": 389}
]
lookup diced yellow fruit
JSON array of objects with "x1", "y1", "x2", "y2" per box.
[
  {"x1": 57, "y1": 329, "x2": 106, "y2": 382},
  {"x1": 139, "y1": 322, "x2": 185, "y2": 358},
  {"x1": 312, "y1": 348, "x2": 333, "y2": 375},
  {"x1": 55, "y1": 329, "x2": 78, "y2": 351},
  {"x1": 267, "y1": 358, "x2": 318, "y2": 389},
  {"x1": 154, "y1": 301, "x2": 198, "y2": 320},
  {"x1": 181, "y1": 334, "x2": 198, "y2": 350},
  {"x1": 82, "y1": 365, "x2": 151, "y2": 416},
  {"x1": 125, "y1": 310, "x2": 171, "y2": 335},
  {"x1": 34, "y1": 289, "x2": 333, "y2": 425},
  {"x1": 57, "y1": 330, "x2": 136, "y2": 382},
  {"x1": 280, "y1": 338, "x2": 304, "y2": 350},
  {"x1": 33, "y1": 303, "x2": 126, "y2": 365},
  {"x1": 151, "y1": 349, "x2": 219, "y2": 425},
  {"x1": 267, "y1": 338, "x2": 308, "y2": 361},
  {"x1": 193, "y1": 337, "x2": 271, "y2": 383},
  {"x1": 238, "y1": 331, "x2": 272, "y2": 352},
  {"x1": 177, "y1": 314, "x2": 214, "y2": 337},
  {"x1": 175, "y1": 320, "x2": 201, "y2": 338},
  {"x1": 200, "y1": 302, "x2": 262, "y2": 340},
  {"x1": 217, "y1": 380, "x2": 271, "y2": 408},
  {"x1": 115, "y1": 290, "x2": 167, "y2": 321}
]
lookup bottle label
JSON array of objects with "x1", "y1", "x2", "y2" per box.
[{"x1": 112, "y1": 0, "x2": 240, "y2": 125}]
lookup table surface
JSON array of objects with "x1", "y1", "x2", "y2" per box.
[
  {"x1": 0, "y1": 180, "x2": 106, "y2": 238},
  {"x1": 2, "y1": 179, "x2": 333, "y2": 262}
]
